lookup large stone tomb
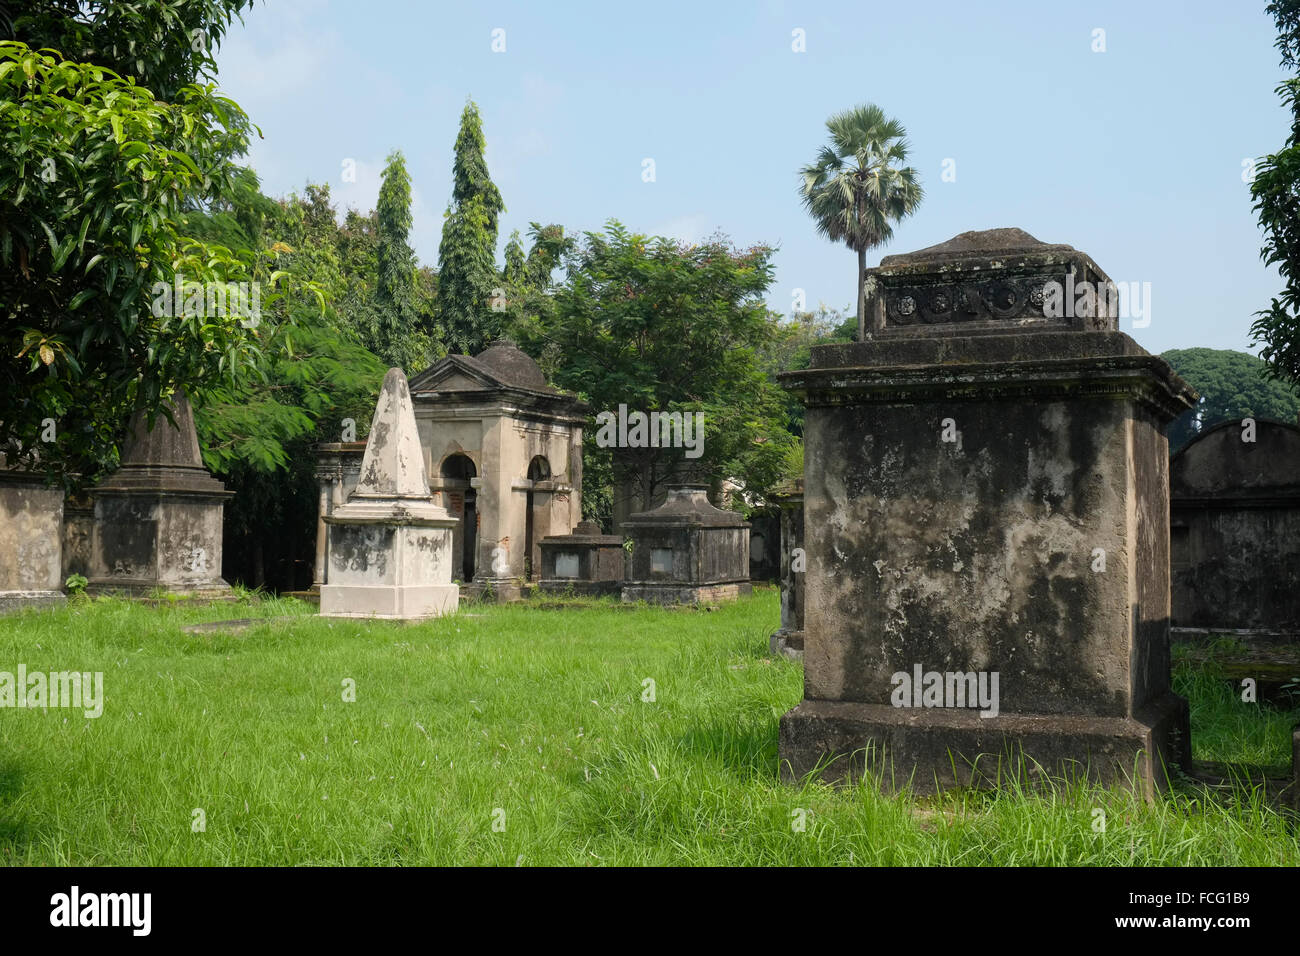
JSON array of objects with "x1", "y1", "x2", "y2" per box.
[
  {"x1": 320, "y1": 368, "x2": 458, "y2": 620},
  {"x1": 88, "y1": 392, "x2": 232, "y2": 596},
  {"x1": 777, "y1": 228, "x2": 1197, "y2": 798},
  {"x1": 621, "y1": 484, "x2": 751, "y2": 605}
]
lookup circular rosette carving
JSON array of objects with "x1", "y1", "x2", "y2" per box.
[
  {"x1": 888, "y1": 293, "x2": 920, "y2": 324},
  {"x1": 984, "y1": 281, "x2": 1024, "y2": 318}
]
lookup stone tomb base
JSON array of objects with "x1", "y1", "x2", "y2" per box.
[
  {"x1": 621, "y1": 581, "x2": 752, "y2": 606},
  {"x1": 769, "y1": 628, "x2": 804, "y2": 660},
  {"x1": 319, "y1": 524, "x2": 458, "y2": 619},
  {"x1": 779, "y1": 694, "x2": 1190, "y2": 797}
]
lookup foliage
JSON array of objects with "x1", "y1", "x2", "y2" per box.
[
  {"x1": 438, "y1": 100, "x2": 504, "y2": 355},
  {"x1": 0, "y1": 41, "x2": 284, "y2": 479},
  {"x1": 9, "y1": 0, "x2": 253, "y2": 103},
  {"x1": 1160, "y1": 348, "x2": 1300, "y2": 451},
  {"x1": 799, "y1": 103, "x2": 922, "y2": 331},
  {"x1": 1251, "y1": 1, "x2": 1300, "y2": 387},
  {"x1": 517, "y1": 220, "x2": 795, "y2": 512},
  {"x1": 372, "y1": 149, "x2": 434, "y2": 372}
]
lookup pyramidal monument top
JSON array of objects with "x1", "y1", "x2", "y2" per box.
[{"x1": 329, "y1": 368, "x2": 452, "y2": 525}]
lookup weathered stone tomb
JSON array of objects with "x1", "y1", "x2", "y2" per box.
[
  {"x1": 319, "y1": 368, "x2": 458, "y2": 620},
  {"x1": 777, "y1": 228, "x2": 1196, "y2": 797},
  {"x1": 0, "y1": 457, "x2": 65, "y2": 609},
  {"x1": 407, "y1": 339, "x2": 586, "y2": 601},
  {"x1": 87, "y1": 392, "x2": 232, "y2": 596},
  {"x1": 1169, "y1": 418, "x2": 1300, "y2": 634},
  {"x1": 538, "y1": 519, "x2": 625, "y2": 596},
  {"x1": 621, "y1": 484, "x2": 751, "y2": 605}
]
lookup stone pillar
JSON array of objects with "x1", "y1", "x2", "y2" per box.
[
  {"x1": 320, "y1": 369, "x2": 458, "y2": 620},
  {"x1": 769, "y1": 478, "x2": 805, "y2": 659},
  {"x1": 87, "y1": 392, "x2": 232, "y2": 596},
  {"x1": 313, "y1": 482, "x2": 329, "y2": 589},
  {"x1": 776, "y1": 228, "x2": 1196, "y2": 798}
]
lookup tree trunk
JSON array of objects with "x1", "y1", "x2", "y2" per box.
[{"x1": 857, "y1": 244, "x2": 867, "y2": 341}]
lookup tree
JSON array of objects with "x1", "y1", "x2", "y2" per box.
[
  {"x1": 516, "y1": 221, "x2": 794, "y2": 525},
  {"x1": 799, "y1": 104, "x2": 923, "y2": 338},
  {"x1": 1251, "y1": 1, "x2": 1300, "y2": 388},
  {"x1": 1161, "y1": 348, "x2": 1300, "y2": 451},
  {"x1": 0, "y1": 40, "x2": 279, "y2": 479},
  {"x1": 438, "y1": 100, "x2": 504, "y2": 354},
  {"x1": 10, "y1": 0, "x2": 253, "y2": 103},
  {"x1": 373, "y1": 149, "x2": 432, "y2": 371}
]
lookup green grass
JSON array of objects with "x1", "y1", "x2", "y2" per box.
[{"x1": 0, "y1": 589, "x2": 1295, "y2": 866}]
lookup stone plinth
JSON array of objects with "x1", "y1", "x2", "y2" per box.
[
  {"x1": 1170, "y1": 419, "x2": 1300, "y2": 634},
  {"x1": 777, "y1": 229, "x2": 1196, "y2": 798},
  {"x1": 769, "y1": 479, "x2": 805, "y2": 659},
  {"x1": 320, "y1": 369, "x2": 458, "y2": 620},
  {"x1": 621, "y1": 485, "x2": 751, "y2": 605},
  {"x1": 0, "y1": 469, "x2": 65, "y2": 609},
  {"x1": 538, "y1": 519, "x2": 625, "y2": 596},
  {"x1": 88, "y1": 393, "x2": 232, "y2": 596}
]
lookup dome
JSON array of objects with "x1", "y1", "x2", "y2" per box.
[{"x1": 471, "y1": 339, "x2": 552, "y2": 391}]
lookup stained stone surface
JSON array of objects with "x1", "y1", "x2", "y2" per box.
[
  {"x1": 621, "y1": 485, "x2": 751, "y2": 605},
  {"x1": 769, "y1": 479, "x2": 804, "y2": 659},
  {"x1": 320, "y1": 368, "x2": 458, "y2": 619},
  {"x1": 862, "y1": 227, "x2": 1117, "y2": 338},
  {"x1": 88, "y1": 392, "x2": 232, "y2": 596},
  {"x1": 0, "y1": 469, "x2": 65, "y2": 609},
  {"x1": 1170, "y1": 419, "x2": 1300, "y2": 633},
  {"x1": 408, "y1": 338, "x2": 587, "y2": 602},
  {"x1": 777, "y1": 230, "x2": 1196, "y2": 798},
  {"x1": 538, "y1": 519, "x2": 625, "y2": 596}
]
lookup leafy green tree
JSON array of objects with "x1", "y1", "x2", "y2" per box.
[
  {"x1": 1251, "y1": 1, "x2": 1300, "y2": 387},
  {"x1": 372, "y1": 149, "x2": 433, "y2": 371},
  {"x1": 438, "y1": 100, "x2": 504, "y2": 354},
  {"x1": 1161, "y1": 347, "x2": 1300, "y2": 451},
  {"x1": 504, "y1": 230, "x2": 526, "y2": 286},
  {"x1": 517, "y1": 221, "x2": 794, "y2": 522},
  {"x1": 10, "y1": 0, "x2": 253, "y2": 102},
  {"x1": 799, "y1": 104, "x2": 923, "y2": 337},
  {"x1": 0, "y1": 40, "x2": 277, "y2": 479}
]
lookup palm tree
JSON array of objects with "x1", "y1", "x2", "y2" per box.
[{"x1": 799, "y1": 104, "x2": 923, "y2": 338}]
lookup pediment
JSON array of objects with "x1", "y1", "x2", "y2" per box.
[{"x1": 408, "y1": 355, "x2": 505, "y2": 393}]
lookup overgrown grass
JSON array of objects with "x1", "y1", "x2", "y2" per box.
[{"x1": 0, "y1": 590, "x2": 1295, "y2": 866}]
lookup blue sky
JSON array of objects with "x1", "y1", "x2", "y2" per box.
[{"x1": 215, "y1": 0, "x2": 1287, "y2": 355}]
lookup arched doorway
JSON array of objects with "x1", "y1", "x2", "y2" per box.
[
  {"x1": 441, "y1": 453, "x2": 477, "y2": 581},
  {"x1": 524, "y1": 456, "x2": 550, "y2": 581}
]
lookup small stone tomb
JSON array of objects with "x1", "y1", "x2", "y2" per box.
[
  {"x1": 621, "y1": 484, "x2": 751, "y2": 605},
  {"x1": 538, "y1": 519, "x2": 625, "y2": 596}
]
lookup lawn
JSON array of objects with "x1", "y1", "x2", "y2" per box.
[{"x1": 0, "y1": 588, "x2": 1295, "y2": 866}]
